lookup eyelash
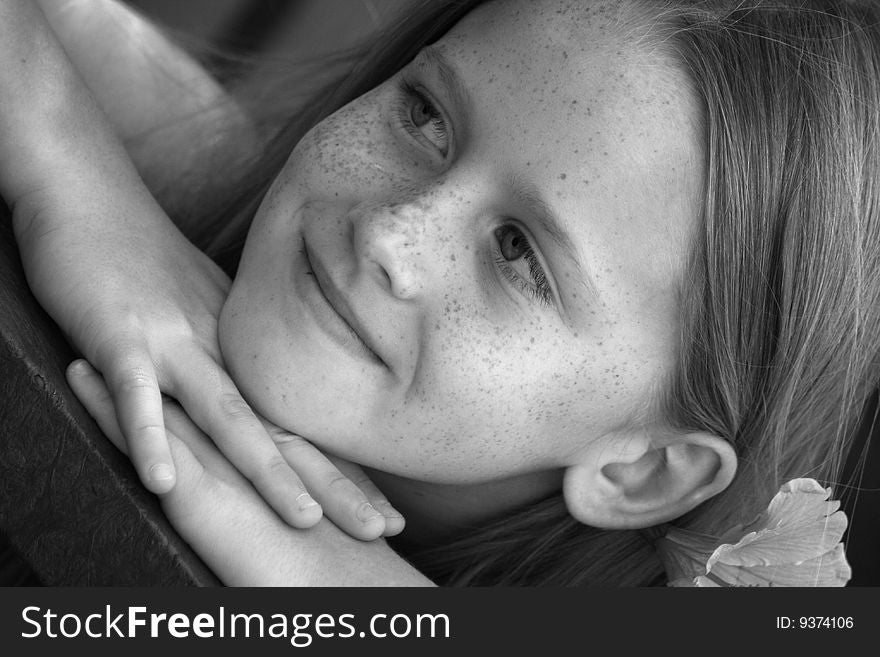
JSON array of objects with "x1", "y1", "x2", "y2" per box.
[
  {"x1": 493, "y1": 225, "x2": 555, "y2": 308},
  {"x1": 394, "y1": 78, "x2": 449, "y2": 156}
]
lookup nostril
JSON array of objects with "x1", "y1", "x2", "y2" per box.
[{"x1": 377, "y1": 260, "x2": 394, "y2": 293}]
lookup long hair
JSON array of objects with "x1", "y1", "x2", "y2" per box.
[
  {"x1": 661, "y1": 1, "x2": 880, "y2": 540},
  {"x1": 180, "y1": 0, "x2": 880, "y2": 585}
]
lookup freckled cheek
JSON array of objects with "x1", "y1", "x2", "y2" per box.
[
  {"x1": 283, "y1": 97, "x2": 428, "y2": 201},
  {"x1": 414, "y1": 305, "x2": 556, "y2": 395},
  {"x1": 417, "y1": 315, "x2": 658, "y2": 436}
]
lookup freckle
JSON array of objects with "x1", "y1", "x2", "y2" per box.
[{"x1": 559, "y1": 173, "x2": 567, "y2": 180}]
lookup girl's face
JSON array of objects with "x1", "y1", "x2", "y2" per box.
[{"x1": 220, "y1": 0, "x2": 701, "y2": 501}]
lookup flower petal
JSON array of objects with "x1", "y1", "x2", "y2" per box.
[
  {"x1": 659, "y1": 478, "x2": 852, "y2": 587},
  {"x1": 701, "y1": 544, "x2": 851, "y2": 587},
  {"x1": 705, "y1": 478, "x2": 848, "y2": 570}
]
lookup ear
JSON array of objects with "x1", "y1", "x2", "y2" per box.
[{"x1": 562, "y1": 429, "x2": 737, "y2": 530}]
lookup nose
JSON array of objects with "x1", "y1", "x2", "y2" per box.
[{"x1": 352, "y1": 194, "x2": 442, "y2": 300}]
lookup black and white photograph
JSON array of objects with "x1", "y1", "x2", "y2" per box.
[{"x1": 1, "y1": 0, "x2": 879, "y2": 650}]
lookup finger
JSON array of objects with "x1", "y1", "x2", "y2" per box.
[
  {"x1": 267, "y1": 427, "x2": 386, "y2": 541},
  {"x1": 144, "y1": 420, "x2": 221, "y2": 541},
  {"x1": 67, "y1": 359, "x2": 234, "y2": 499},
  {"x1": 101, "y1": 343, "x2": 176, "y2": 494},
  {"x1": 162, "y1": 400, "x2": 251, "y2": 481},
  {"x1": 328, "y1": 456, "x2": 406, "y2": 537},
  {"x1": 66, "y1": 359, "x2": 127, "y2": 453},
  {"x1": 169, "y1": 351, "x2": 322, "y2": 529},
  {"x1": 159, "y1": 426, "x2": 206, "y2": 505}
]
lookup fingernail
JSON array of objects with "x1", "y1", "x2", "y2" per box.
[
  {"x1": 357, "y1": 502, "x2": 381, "y2": 523},
  {"x1": 296, "y1": 493, "x2": 319, "y2": 510},
  {"x1": 149, "y1": 463, "x2": 174, "y2": 482},
  {"x1": 70, "y1": 359, "x2": 93, "y2": 377}
]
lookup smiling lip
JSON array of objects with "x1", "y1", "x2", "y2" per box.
[{"x1": 299, "y1": 239, "x2": 385, "y2": 367}]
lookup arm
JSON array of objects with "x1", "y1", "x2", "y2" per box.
[
  {"x1": 34, "y1": 0, "x2": 259, "y2": 229},
  {"x1": 0, "y1": 0, "x2": 400, "y2": 539},
  {"x1": 0, "y1": 0, "x2": 160, "y2": 235},
  {"x1": 165, "y1": 425, "x2": 429, "y2": 587},
  {"x1": 36, "y1": 0, "x2": 241, "y2": 145}
]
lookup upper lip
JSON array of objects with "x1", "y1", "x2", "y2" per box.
[{"x1": 303, "y1": 241, "x2": 387, "y2": 367}]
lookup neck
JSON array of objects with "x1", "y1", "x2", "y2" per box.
[{"x1": 365, "y1": 467, "x2": 563, "y2": 545}]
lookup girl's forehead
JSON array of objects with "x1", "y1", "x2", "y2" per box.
[
  {"x1": 437, "y1": 0, "x2": 667, "y2": 127},
  {"x1": 445, "y1": 0, "x2": 639, "y2": 58}
]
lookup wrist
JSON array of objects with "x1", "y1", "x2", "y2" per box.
[{"x1": 243, "y1": 519, "x2": 430, "y2": 587}]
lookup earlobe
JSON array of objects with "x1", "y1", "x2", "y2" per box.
[{"x1": 562, "y1": 430, "x2": 737, "y2": 530}]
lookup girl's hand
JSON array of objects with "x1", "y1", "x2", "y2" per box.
[
  {"x1": 67, "y1": 360, "x2": 423, "y2": 586},
  {"x1": 67, "y1": 358, "x2": 404, "y2": 542}
]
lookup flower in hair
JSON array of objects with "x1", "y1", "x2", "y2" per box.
[{"x1": 656, "y1": 478, "x2": 852, "y2": 587}]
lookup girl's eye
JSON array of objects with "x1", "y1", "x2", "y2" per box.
[
  {"x1": 396, "y1": 80, "x2": 449, "y2": 156},
  {"x1": 493, "y1": 224, "x2": 554, "y2": 307}
]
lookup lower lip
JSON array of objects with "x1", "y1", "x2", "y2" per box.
[{"x1": 294, "y1": 243, "x2": 377, "y2": 364}]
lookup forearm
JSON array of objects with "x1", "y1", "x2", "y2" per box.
[
  {"x1": 209, "y1": 515, "x2": 433, "y2": 587},
  {"x1": 35, "y1": 0, "x2": 236, "y2": 146},
  {"x1": 34, "y1": 0, "x2": 259, "y2": 220},
  {"x1": 0, "y1": 0, "x2": 163, "y2": 243},
  {"x1": 166, "y1": 471, "x2": 432, "y2": 587},
  {"x1": 153, "y1": 427, "x2": 431, "y2": 587},
  {"x1": 1, "y1": 0, "x2": 256, "y2": 235}
]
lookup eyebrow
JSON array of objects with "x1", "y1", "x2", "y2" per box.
[
  {"x1": 506, "y1": 173, "x2": 600, "y2": 303},
  {"x1": 413, "y1": 46, "x2": 473, "y2": 118}
]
